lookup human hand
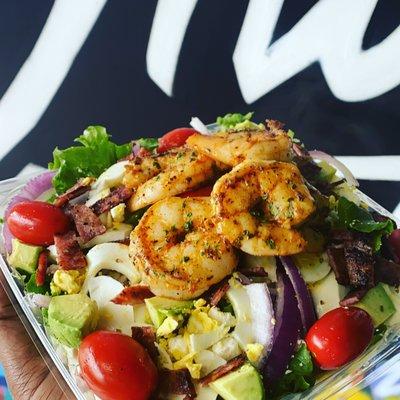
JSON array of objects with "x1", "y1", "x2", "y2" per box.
[{"x1": 0, "y1": 284, "x2": 67, "y2": 400}]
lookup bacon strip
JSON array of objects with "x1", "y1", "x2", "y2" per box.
[
  {"x1": 111, "y1": 285, "x2": 154, "y2": 305},
  {"x1": 203, "y1": 278, "x2": 230, "y2": 306},
  {"x1": 239, "y1": 267, "x2": 269, "y2": 277},
  {"x1": 54, "y1": 231, "x2": 87, "y2": 270},
  {"x1": 375, "y1": 257, "x2": 400, "y2": 286},
  {"x1": 54, "y1": 177, "x2": 94, "y2": 208},
  {"x1": 131, "y1": 326, "x2": 158, "y2": 359},
  {"x1": 344, "y1": 239, "x2": 375, "y2": 289},
  {"x1": 200, "y1": 354, "x2": 246, "y2": 386},
  {"x1": 339, "y1": 288, "x2": 368, "y2": 307},
  {"x1": 36, "y1": 250, "x2": 49, "y2": 286},
  {"x1": 66, "y1": 204, "x2": 106, "y2": 242},
  {"x1": 159, "y1": 369, "x2": 196, "y2": 399},
  {"x1": 91, "y1": 186, "x2": 132, "y2": 215}
]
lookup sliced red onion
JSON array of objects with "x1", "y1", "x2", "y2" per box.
[
  {"x1": 309, "y1": 150, "x2": 359, "y2": 187},
  {"x1": 132, "y1": 142, "x2": 141, "y2": 156},
  {"x1": 190, "y1": 117, "x2": 210, "y2": 135},
  {"x1": 280, "y1": 256, "x2": 316, "y2": 334},
  {"x1": 2, "y1": 171, "x2": 56, "y2": 253},
  {"x1": 262, "y1": 262, "x2": 302, "y2": 385}
]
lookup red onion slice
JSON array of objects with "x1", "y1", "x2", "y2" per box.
[
  {"x1": 309, "y1": 150, "x2": 359, "y2": 187},
  {"x1": 2, "y1": 171, "x2": 56, "y2": 253},
  {"x1": 132, "y1": 142, "x2": 141, "y2": 156},
  {"x1": 262, "y1": 261, "x2": 302, "y2": 385},
  {"x1": 280, "y1": 256, "x2": 316, "y2": 334}
]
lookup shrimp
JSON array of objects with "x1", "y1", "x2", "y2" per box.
[
  {"x1": 211, "y1": 160, "x2": 315, "y2": 256},
  {"x1": 123, "y1": 148, "x2": 222, "y2": 212},
  {"x1": 186, "y1": 120, "x2": 292, "y2": 167},
  {"x1": 129, "y1": 197, "x2": 238, "y2": 299}
]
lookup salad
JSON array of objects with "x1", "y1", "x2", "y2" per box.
[{"x1": 3, "y1": 113, "x2": 400, "y2": 400}]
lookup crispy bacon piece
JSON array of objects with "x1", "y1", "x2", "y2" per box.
[
  {"x1": 36, "y1": 250, "x2": 49, "y2": 286},
  {"x1": 326, "y1": 245, "x2": 350, "y2": 286},
  {"x1": 54, "y1": 231, "x2": 87, "y2": 270},
  {"x1": 344, "y1": 239, "x2": 375, "y2": 288},
  {"x1": 111, "y1": 285, "x2": 154, "y2": 305},
  {"x1": 159, "y1": 369, "x2": 196, "y2": 399},
  {"x1": 240, "y1": 267, "x2": 269, "y2": 277},
  {"x1": 54, "y1": 177, "x2": 94, "y2": 208},
  {"x1": 375, "y1": 257, "x2": 400, "y2": 286},
  {"x1": 91, "y1": 186, "x2": 133, "y2": 215},
  {"x1": 339, "y1": 288, "x2": 368, "y2": 307},
  {"x1": 200, "y1": 354, "x2": 246, "y2": 386},
  {"x1": 203, "y1": 278, "x2": 230, "y2": 306},
  {"x1": 66, "y1": 204, "x2": 106, "y2": 242},
  {"x1": 131, "y1": 326, "x2": 158, "y2": 359}
]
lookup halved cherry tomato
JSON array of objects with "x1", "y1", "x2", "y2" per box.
[
  {"x1": 305, "y1": 307, "x2": 373, "y2": 370},
  {"x1": 178, "y1": 185, "x2": 213, "y2": 197},
  {"x1": 7, "y1": 201, "x2": 70, "y2": 246},
  {"x1": 157, "y1": 127, "x2": 197, "y2": 153},
  {"x1": 388, "y1": 229, "x2": 400, "y2": 262},
  {"x1": 79, "y1": 331, "x2": 158, "y2": 400}
]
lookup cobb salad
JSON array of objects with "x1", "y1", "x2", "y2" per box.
[{"x1": 2, "y1": 113, "x2": 400, "y2": 400}]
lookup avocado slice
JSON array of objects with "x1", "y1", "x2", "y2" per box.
[
  {"x1": 47, "y1": 294, "x2": 99, "y2": 348},
  {"x1": 144, "y1": 297, "x2": 192, "y2": 328},
  {"x1": 210, "y1": 363, "x2": 265, "y2": 400},
  {"x1": 382, "y1": 284, "x2": 400, "y2": 326},
  {"x1": 8, "y1": 239, "x2": 42, "y2": 275},
  {"x1": 356, "y1": 283, "x2": 395, "y2": 327}
]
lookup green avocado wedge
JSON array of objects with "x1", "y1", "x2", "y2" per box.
[
  {"x1": 8, "y1": 238, "x2": 42, "y2": 275},
  {"x1": 210, "y1": 363, "x2": 265, "y2": 400},
  {"x1": 47, "y1": 294, "x2": 98, "y2": 348}
]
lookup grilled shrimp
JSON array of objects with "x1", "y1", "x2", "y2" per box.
[
  {"x1": 211, "y1": 160, "x2": 315, "y2": 256},
  {"x1": 130, "y1": 197, "x2": 238, "y2": 299},
  {"x1": 186, "y1": 120, "x2": 292, "y2": 167},
  {"x1": 123, "y1": 148, "x2": 221, "y2": 211}
]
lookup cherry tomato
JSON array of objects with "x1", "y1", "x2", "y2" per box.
[
  {"x1": 388, "y1": 229, "x2": 400, "y2": 262},
  {"x1": 178, "y1": 185, "x2": 213, "y2": 197},
  {"x1": 305, "y1": 307, "x2": 373, "y2": 370},
  {"x1": 157, "y1": 127, "x2": 197, "y2": 153},
  {"x1": 79, "y1": 331, "x2": 158, "y2": 400},
  {"x1": 7, "y1": 201, "x2": 70, "y2": 246}
]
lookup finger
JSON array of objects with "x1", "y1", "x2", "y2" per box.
[{"x1": 0, "y1": 285, "x2": 67, "y2": 399}]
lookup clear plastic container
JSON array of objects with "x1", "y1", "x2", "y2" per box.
[{"x1": 0, "y1": 172, "x2": 399, "y2": 400}]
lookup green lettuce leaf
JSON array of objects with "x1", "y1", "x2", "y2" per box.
[
  {"x1": 138, "y1": 138, "x2": 159, "y2": 152},
  {"x1": 273, "y1": 344, "x2": 315, "y2": 397},
  {"x1": 49, "y1": 126, "x2": 132, "y2": 194},
  {"x1": 331, "y1": 197, "x2": 394, "y2": 251},
  {"x1": 25, "y1": 273, "x2": 49, "y2": 295},
  {"x1": 216, "y1": 112, "x2": 254, "y2": 129}
]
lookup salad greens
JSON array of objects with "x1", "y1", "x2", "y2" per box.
[
  {"x1": 216, "y1": 112, "x2": 254, "y2": 129},
  {"x1": 273, "y1": 344, "x2": 315, "y2": 397},
  {"x1": 49, "y1": 126, "x2": 132, "y2": 194},
  {"x1": 331, "y1": 197, "x2": 394, "y2": 251},
  {"x1": 25, "y1": 272, "x2": 49, "y2": 295},
  {"x1": 138, "y1": 138, "x2": 159, "y2": 152}
]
